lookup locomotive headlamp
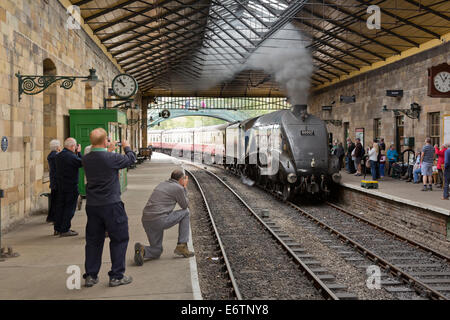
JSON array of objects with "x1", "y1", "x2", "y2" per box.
[{"x1": 287, "y1": 173, "x2": 297, "y2": 184}]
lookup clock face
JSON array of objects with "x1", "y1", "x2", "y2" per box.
[
  {"x1": 433, "y1": 71, "x2": 450, "y2": 93},
  {"x1": 112, "y1": 74, "x2": 138, "y2": 98}
]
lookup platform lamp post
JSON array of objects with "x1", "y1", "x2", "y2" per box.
[{"x1": 15, "y1": 68, "x2": 102, "y2": 101}]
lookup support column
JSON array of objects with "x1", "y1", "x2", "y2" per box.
[{"x1": 141, "y1": 96, "x2": 150, "y2": 148}]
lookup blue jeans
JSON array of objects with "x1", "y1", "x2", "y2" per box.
[
  {"x1": 413, "y1": 168, "x2": 421, "y2": 183},
  {"x1": 370, "y1": 160, "x2": 379, "y2": 180},
  {"x1": 379, "y1": 163, "x2": 385, "y2": 177},
  {"x1": 444, "y1": 168, "x2": 450, "y2": 199}
]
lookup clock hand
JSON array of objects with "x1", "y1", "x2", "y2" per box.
[{"x1": 119, "y1": 79, "x2": 125, "y2": 86}]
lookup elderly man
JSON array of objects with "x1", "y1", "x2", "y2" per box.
[
  {"x1": 54, "y1": 138, "x2": 82, "y2": 237},
  {"x1": 46, "y1": 139, "x2": 61, "y2": 224},
  {"x1": 134, "y1": 169, "x2": 194, "y2": 266},
  {"x1": 82, "y1": 128, "x2": 136, "y2": 288},
  {"x1": 420, "y1": 137, "x2": 435, "y2": 191}
]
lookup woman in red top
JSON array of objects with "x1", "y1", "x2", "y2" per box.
[{"x1": 435, "y1": 144, "x2": 448, "y2": 188}]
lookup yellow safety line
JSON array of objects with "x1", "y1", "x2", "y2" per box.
[
  {"x1": 57, "y1": 0, "x2": 125, "y2": 73},
  {"x1": 312, "y1": 32, "x2": 450, "y2": 92}
]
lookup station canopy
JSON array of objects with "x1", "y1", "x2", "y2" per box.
[{"x1": 74, "y1": 0, "x2": 449, "y2": 97}]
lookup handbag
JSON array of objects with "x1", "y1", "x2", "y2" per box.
[{"x1": 365, "y1": 159, "x2": 371, "y2": 168}]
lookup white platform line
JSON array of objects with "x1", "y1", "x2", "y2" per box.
[{"x1": 188, "y1": 227, "x2": 203, "y2": 300}]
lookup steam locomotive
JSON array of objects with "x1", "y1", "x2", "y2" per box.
[{"x1": 148, "y1": 104, "x2": 341, "y2": 200}]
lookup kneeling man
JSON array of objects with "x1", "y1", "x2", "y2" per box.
[{"x1": 135, "y1": 169, "x2": 194, "y2": 265}]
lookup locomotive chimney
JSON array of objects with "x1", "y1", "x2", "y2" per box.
[{"x1": 292, "y1": 104, "x2": 308, "y2": 121}]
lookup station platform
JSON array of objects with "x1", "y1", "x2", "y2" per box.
[
  {"x1": 338, "y1": 170, "x2": 450, "y2": 252},
  {"x1": 340, "y1": 172, "x2": 449, "y2": 216},
  {"x1": 0, "y1": 153, "x2": 201, "y2": 300}
]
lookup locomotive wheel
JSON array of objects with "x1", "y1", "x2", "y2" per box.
[{"x1": 282, "y1": 184, "x2": 294, "y2": 202}]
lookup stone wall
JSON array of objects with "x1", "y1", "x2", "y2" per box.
[
  {"x1": 308, "y1": 41, "x2": 450, "y2": 151},
  {"x1": 336, "y1": 187, "x2": 449, "y2": 254},
  {"x1": 0, "y1": 0, "x2": 141, "y2": 231}
]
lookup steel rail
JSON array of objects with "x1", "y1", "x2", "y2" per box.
[
  {"x1": 282, "y1": 200, "x2": 448, "y2": 300},
  {"x1": 325, "y1": 201, "x2": 450, "y2": 263},
  {"x1": 185, "y1": 168, "x2": 243, "y2": 300},
  {"x1": 211, "y1": 163, "x2": 448, "y2": 300},
  {"x1": 188, "y1": 165, "x2": 340, "y2": 300}
]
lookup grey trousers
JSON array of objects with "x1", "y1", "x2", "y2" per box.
[{"x1": 142, "y1": 208, "x2": 190, "y2": 259}]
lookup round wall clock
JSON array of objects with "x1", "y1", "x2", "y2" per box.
[
  {"x1": 428, "y1": 63, "x2": 450, "y2": 98},
  {"x1": 112, "y1": 74, "x2": 138, "y2": 98},
  {"x1": 433, "y1": 71, "x2": 449, "y2": 93}
]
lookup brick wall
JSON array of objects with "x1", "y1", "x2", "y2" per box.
[
  {"x1": 0, "y1": 0, "x2": 142, "y2": 231},
  {"x1": 307, "y1": 41, "x2": 450, "y2": 151},
  {"x1": 336, "y1": 187, "x2": 449, "y2": 249}
]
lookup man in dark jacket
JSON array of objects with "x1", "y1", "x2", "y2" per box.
[
  {"x1": 82, "y1": 128, "x2": 136, "y2": 288},
  {"x1": 346, "y1": 138, "x2": 356, "y2": 174},
  {"x1": 353, "y1": 138, "x2": 363, "y2": 176},
  {"x1": 54, "y1": 138, "x2": 82, "y2": 237},
  {"x1": 46, "y1": 139, "x2": 61, "y2": 223}
]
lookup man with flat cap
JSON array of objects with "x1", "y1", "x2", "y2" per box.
[
  {"x1": 82, "y1": 128, "x2": 136, "y2": 288},
  {"x1": 134, "y1": 169, "x2": 194, "y2": 266}
]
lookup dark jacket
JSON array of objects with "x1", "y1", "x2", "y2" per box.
[
  {"x1": 47, "y1": 150, "x2": 58, "y2": 190},
  {"x1": 347, "y1": 142, "x2": 355, "y2": 157},
  {"x1": 354, "y1": 142, "x2": 363, "y2": 158},
  {"x1": 445, "y1": 148, "x2": 450, "y2": 170},
  {"x1": 55, "y1": 148, "x2": 83, "y2": 193},
  {"x1": 82, "y1": 147, "x2": 136, "y2": 206}
]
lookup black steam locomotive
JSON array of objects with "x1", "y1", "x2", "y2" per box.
[
  {"x1": 224, "y1": 104, "x2": 341, "y2": 200},
  {"x1": 148, "y1": 104, "x2": 341, "y2": 201}
]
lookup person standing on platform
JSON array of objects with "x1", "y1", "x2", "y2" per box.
[
  {"x1": 134, "y1": 169, "x2": 194, "y2": 266},
  {"x1": 386, "y1": 145, "x2": 398, "y2": 177},
  {"x1": 368, "y1": 141, "x2": 379, "y2": 181},
  {"x1": 54, "y1": 138, "x2": 82, "y2": 237},
  {"x1": 353, "y1": 138, "x2": 363, "y2": 176},
  {"x1": 435, "y1": 144, "x2": 448, "y2": 188},
  {"x1": 379, "y1": 151, "x2": 386, "y2": 179},
  {"x1": 47, "y1": 139, "x2": 61, "y2": 224},
  {"x1": 336, "y1": 142, "x2": 345, "y2": 169},
  {"x1": 82, "y1": 128, "x2": 136, "y2": 288},
  {"x1": 379, "y1": 138, "x2": 386, "y2": 152},
  {"x1": 443, "y1": 144, "x2": 450, "y2": 200},
  {"x1": 420, "y1": 138, "x2": 435, "y2": 191},
  {"x1": 346, "y1": 138, "x2": 356, "y2": 174},
  {"x1": 413, "y1": 149, "x2": 422, "y2": 184}
]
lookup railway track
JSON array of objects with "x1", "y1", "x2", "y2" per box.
[
  {"x1": 208, "y1": 164, "x2": 450, "y2": 300},
  {"x1": 288, "y1": 201, "x2": 450, "y2": 300},
  {"x1": 186, "y1": 166, "x2": 358, "y2": 300}
]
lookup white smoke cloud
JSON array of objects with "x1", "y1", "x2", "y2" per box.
[
  {"x1": 184, "y1": 23, "x2": 313, "y2": 103},
  {"x1": 245, "y1": 24, "x2": 313, "y2": 105}
]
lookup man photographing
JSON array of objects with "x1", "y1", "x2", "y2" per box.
[
  {"x1": 82, "y1": 128, "x2": 136, "y2": 287},
  {"x1": 134, "y1": 169, "x2": 194, "y2": 266},
  {"x1": 54, "y1": 138, "x2": 82, "y2": 237}
]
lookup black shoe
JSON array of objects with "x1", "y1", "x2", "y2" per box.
[
  {"x1": 134, "y1": 242, "x2": 145, "y2": 266},
  {"x1": 53, "y1": 231, "x2": 60, "y2": 236},
  {"x1": 85, "y1": 276, "x2": 99, "y2": 288},
  {"x1": 421, "y1": 186, "x2": 428, "y2": 191},
  {"x1": 109, "y1": 275, "x2": 133, "y2": 287},
  {"x1": 428, "y1": 185, "x2": 433, "y2": 191}
]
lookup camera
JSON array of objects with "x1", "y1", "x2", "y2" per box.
[{"x1": 116, "y1": 142, "x2": 122, "y2": 147}]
